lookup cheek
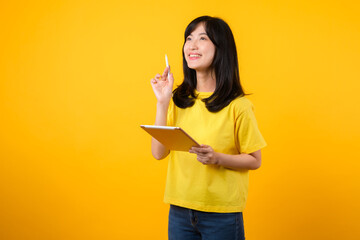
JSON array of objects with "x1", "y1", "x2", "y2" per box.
[
  {"x1": 205, "y1": 44, "x2": 216, "y2": 59},
  {"x1": 183, "y1": 47, "x2": 188, "y2": 59},
  {"x1": 183, "y1": 43, "x2": 189, "y2": 53},
  {"x1": 207, "y1": 48, "x2": 216, "y2": 63}
]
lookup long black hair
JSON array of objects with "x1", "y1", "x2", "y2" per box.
[{"x1": 172, "y1": 16, "x2": 245, "y2": 112}]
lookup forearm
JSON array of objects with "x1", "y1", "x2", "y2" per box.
[
  {"x1": 215, "y1": 151, "x2": 261, "y2": 170},
  {"x1": 151, "y1": 102, "x2": 170, "y2": 160}
]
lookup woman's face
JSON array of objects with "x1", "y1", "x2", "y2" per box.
[{"x1": 183, "y1": 23, "x2": 216, "y2": 72}]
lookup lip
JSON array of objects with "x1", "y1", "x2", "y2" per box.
[{"x1": 188, "y1": 52, "x2": 201, "y2": 60}]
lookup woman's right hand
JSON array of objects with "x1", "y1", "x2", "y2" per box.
[
  {"x1": 150, "y1": 66, "x2": 174, "y2": 105},
  {"x1": 150, "y1": 66, "x2": 173, "y2": 159}
]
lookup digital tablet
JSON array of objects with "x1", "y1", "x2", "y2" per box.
[{"x1": 140, "y1": 125, "x2": 200, "y2": 151}]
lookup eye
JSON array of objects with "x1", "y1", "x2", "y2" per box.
[
  {"x1": 186, "y1": 36, "x2": 192, "y2": 41},
  {"x1": 200, "y1": 37, "x2": 207, "y2": 40}
]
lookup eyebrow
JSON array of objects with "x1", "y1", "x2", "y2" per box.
[{"x1": 189, "y1": 32, "x2": 208, "y2": 36}]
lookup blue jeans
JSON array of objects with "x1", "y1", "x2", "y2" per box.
[{"x1": 168, "y1": 205, "x2": 245, "y2": 240}]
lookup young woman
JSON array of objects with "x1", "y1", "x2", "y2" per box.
[{"x1": 150, "y1": 16, "x2": 266, "y2": 240}]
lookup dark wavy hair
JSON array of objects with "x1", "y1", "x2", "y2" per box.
[{"x1": 172, "y1": 16, "x2": 245, "y2": 112}]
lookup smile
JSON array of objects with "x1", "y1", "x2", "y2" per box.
[{"x1": 188, "y1": 53, "x2": 201, "y2": 60}]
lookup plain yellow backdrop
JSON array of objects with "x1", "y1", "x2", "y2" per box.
[{"x1": 1, "y1": 0, "x2": 359, "y2": 239}]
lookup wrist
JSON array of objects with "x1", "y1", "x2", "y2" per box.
[
  {"x1": 156, "y1": 103, "x2": 169, "y2": 113},
  {"x1": 214, "y1": 152, "x2": 221, "y2": 166},
  {"x1": 157, "y1": 100, "x2": 169, "y2": 108}
]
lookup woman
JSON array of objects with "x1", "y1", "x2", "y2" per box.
[{"x1": 150, "y1": 16, "x2": 266, "y2": 240}]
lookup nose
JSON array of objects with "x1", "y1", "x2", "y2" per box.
[{"x1": 189, "y1": 39, "x2": 198, "y2": 50}]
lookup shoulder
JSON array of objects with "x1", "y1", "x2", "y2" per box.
[{"x1": 229, "y1": 96, "x2": 254, "y2": 115}]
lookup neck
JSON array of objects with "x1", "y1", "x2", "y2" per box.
[{"x1": 196, "y1": 69, "x2": 216, "y2": 92}]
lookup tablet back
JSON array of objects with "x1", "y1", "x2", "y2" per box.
[{"x1": 140, "y1": 125, "x2": 200, "y2": 151}]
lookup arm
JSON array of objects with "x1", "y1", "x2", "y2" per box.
[
  {"x1": 151, "y1": 102, "x2": 170, "y2": 159},
  {"x1": 150, "y1": 67, "x2": 174, "y2": 160},
  {"x1": 189, "y1": 145, "x2": 262, "y2": 170}
]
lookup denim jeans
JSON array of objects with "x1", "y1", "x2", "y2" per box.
[{"x1": 168, "y1": 205, "x2": 245, "y2": 240}]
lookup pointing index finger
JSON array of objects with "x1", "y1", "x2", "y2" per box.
[{"x1": 162, "y1": 67, "x2": 170, "y2": 79}]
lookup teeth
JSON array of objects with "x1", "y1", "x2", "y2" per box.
[{"x1": 190, "y1": 54, "x2": 200, "y2": 57}]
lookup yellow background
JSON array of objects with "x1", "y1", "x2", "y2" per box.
[{"x1": 1, "y1": 0, "x2": 359, "y2": 239}]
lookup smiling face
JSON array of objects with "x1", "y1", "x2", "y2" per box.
[{"x1": 183, "y1": 23, "x2": 216, "y2": 72}]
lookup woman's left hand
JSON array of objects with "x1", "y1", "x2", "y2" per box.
[{"x1": 189, "y1": 145, "x2": 219, "y2": 165}]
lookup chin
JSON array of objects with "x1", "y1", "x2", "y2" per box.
[{"x1": 186, "y1": 64, "x2": 198, "y2": 70}]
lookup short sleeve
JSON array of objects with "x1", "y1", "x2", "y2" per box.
[{"x1": 234, "y1": 101, "x2": 267, "y2": 154}]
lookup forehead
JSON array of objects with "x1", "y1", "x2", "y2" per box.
[{"x1": 189, "y1": 23, "x2": 207, "y2": 35}]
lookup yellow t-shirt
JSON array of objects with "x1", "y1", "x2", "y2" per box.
[{"x1": 164, "y1": 91, "x2": 267, "y2": 213}]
